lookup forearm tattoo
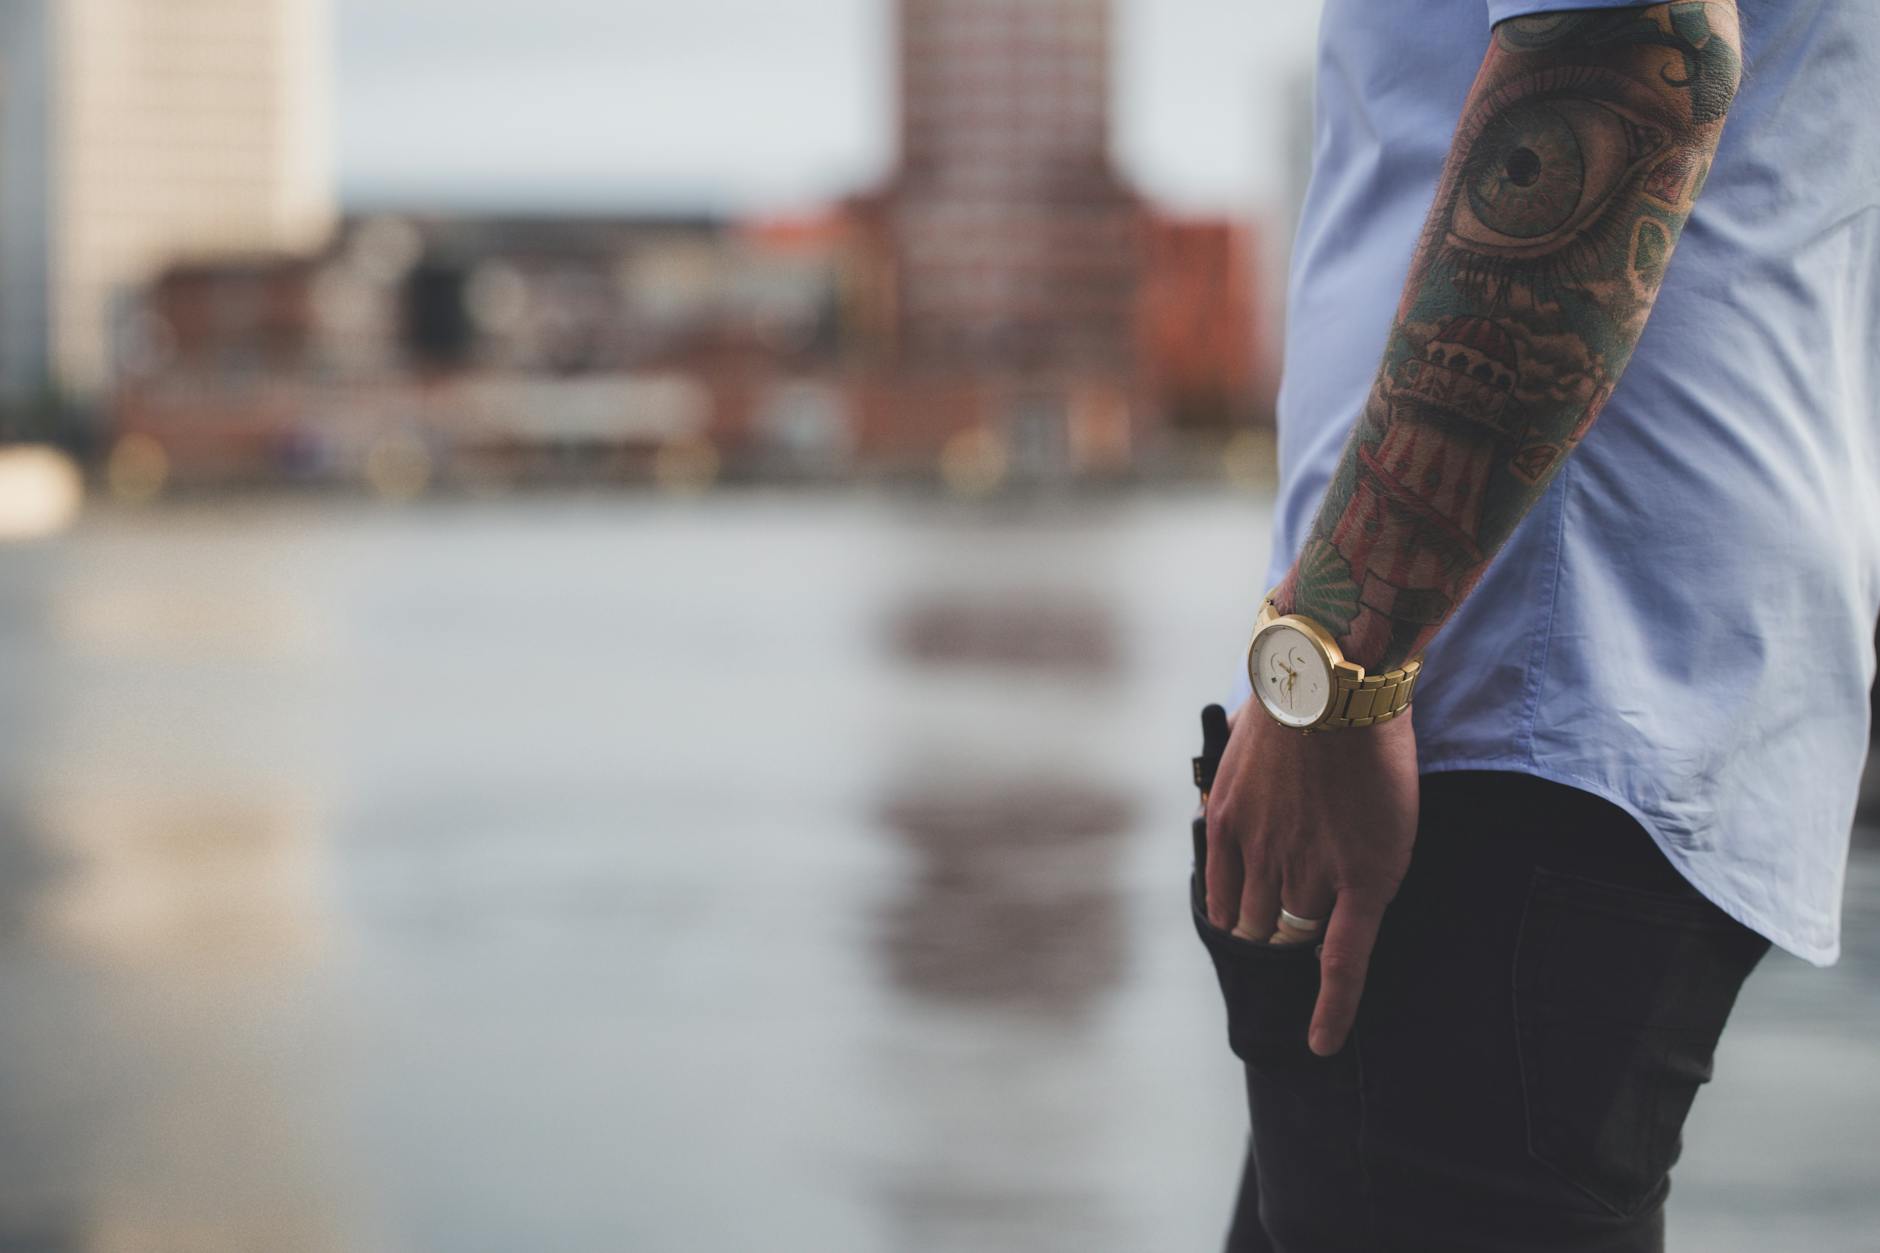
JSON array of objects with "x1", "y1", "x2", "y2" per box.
[{"x1": 1273, "y1": 2, "x2": 1741, "y2": 671}]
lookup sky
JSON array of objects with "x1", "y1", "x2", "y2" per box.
[{"x1": 335, "y1": 0, "x2": 1326, "y2": 218}]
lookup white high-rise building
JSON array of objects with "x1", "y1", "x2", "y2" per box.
[{"x1": 0, "y1": 0, "x2": 333, "y2": 403}]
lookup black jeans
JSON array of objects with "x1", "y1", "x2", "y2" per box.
[{"x1": 1193, "y1": 770, "x2": 1769, "y2": 1253}]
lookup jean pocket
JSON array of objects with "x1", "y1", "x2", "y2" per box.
[
  {"x1": 1190, "y1": 820, "x2": 1323, "y2": 1067},
  {"x1": 1513, "y1": 867, "x2": 1767, "y2": 1216}
]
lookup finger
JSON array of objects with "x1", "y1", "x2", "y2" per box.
[
  {"x1": 1308, "y1": 893, "x2": 1386, "y2": 1056},
  {"x1": 1203, "y1": 803, "x2": 1243, "y2": 930},
  {"x1": 1268, "y1": 882, "x2": 1334, "y2": 947},
  {"x1": 1232, "y1": 863, "x2": 1280, "y2": 942}
]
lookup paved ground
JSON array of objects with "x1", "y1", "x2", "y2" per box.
[{"x1": 0, "y1": 493, "x2": 1872, "y2": 1252}]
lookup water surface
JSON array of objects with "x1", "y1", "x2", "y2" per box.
[{"x1": 0, "y1": 493, "x2": 1871, "y2": 1251}]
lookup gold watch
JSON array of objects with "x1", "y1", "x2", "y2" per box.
[{"x1": 1246, "y1": 593, "x2": 1420, "y2": 732}]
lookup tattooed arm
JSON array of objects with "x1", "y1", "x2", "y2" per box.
[
  {"x1": 1273, "y1": 1, "x2": 1742, "y2": 671},
  {"x1": 1205, "y1": 2, "x2": 1742, "y2": 1058}
]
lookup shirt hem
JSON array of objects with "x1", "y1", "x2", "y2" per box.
[{"x1": 1418, "y1": 755, "x2": 1840, "y2": 967}]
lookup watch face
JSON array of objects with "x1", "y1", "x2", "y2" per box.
[{"x1": 1251, "y1": 623, "x2": 1335, "y2": 728}]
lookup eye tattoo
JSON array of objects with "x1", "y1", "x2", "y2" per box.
[
  {"x1": 1457, "y1": 97, "x2": 1662, "y2": 252},
  {"x1": 1440, "y1": 68, "x2": 1678, "y2": 300}
]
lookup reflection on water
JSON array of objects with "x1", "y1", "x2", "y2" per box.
[
  {"x1": 0, "y1": 513, "x2": 351, "y2": 1253},
  {"x1": 883, "y1": 586, "x2": 1129, "y2": 1017},
  {"x1": 29, "y1": 788, "x2": 325, "y2": 960},
  {"x1": 0, "y1": 802, "x2": 61, "y2": 941},
  {"x1": 879, "y1": 777, "x2": 1132, "y2": 1015},
  {"x1": 891, "y1": 596, "x2": 1119, "y2": 673},
  {"x1": 0, "y1": 495, "x2": 1872, "y2": 1253}
]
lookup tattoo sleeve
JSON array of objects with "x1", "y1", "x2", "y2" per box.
[{"x1": 1272, "y1": 1, "x2": 1742, "y2": 671}]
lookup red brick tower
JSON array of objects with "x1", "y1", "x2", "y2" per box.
[{"x1": 888, "y1": 0, "x2": 1141, "y2": 379}]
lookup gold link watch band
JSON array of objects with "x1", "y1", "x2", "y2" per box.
[{"x1": 1326, "y1": 660, "x2": 1420, "y2": 728}]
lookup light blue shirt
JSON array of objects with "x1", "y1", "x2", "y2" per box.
[{"x1": 1243, "y1": 0, "x2": 1880, "y2": 963}]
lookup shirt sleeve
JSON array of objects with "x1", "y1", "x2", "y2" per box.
[{"x1": 1487, "y1": 0, "x2": 1658, "y2": 25}]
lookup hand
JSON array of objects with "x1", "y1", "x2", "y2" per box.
[{"x1": 1204, "y1": 704, "x2": 1418, "y2": 1056}]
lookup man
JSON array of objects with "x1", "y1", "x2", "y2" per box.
[{"x1": 1195, "y1": 2, "x2": 1879, "y2": 1250}]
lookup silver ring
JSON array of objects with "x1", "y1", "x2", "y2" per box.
[{"x1": 1277, "y1": 908, "x2": 1326, "y2": 933}]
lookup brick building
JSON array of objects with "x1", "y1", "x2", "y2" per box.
[
  {"x1": 858, "y1": 0, "x2": 1147, "y2": 477},
  {"x1": 1138, "y1": 217, "x2": 1260, "y2": 430}
]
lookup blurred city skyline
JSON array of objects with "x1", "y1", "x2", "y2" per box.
[
  {"x1": 70, "y1": 0, "x2": 1283, "y2": 495},
  {"x1": 1, "y1": 0, "x2": 1301, "y2": 494},
  {"x1": 334, "y1": 0, "x2": 1325, "y2": 217}
]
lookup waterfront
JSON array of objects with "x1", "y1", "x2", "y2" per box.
[{"x1": 0, "y1": 492, "x2": 1873, "y2": 1252}]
